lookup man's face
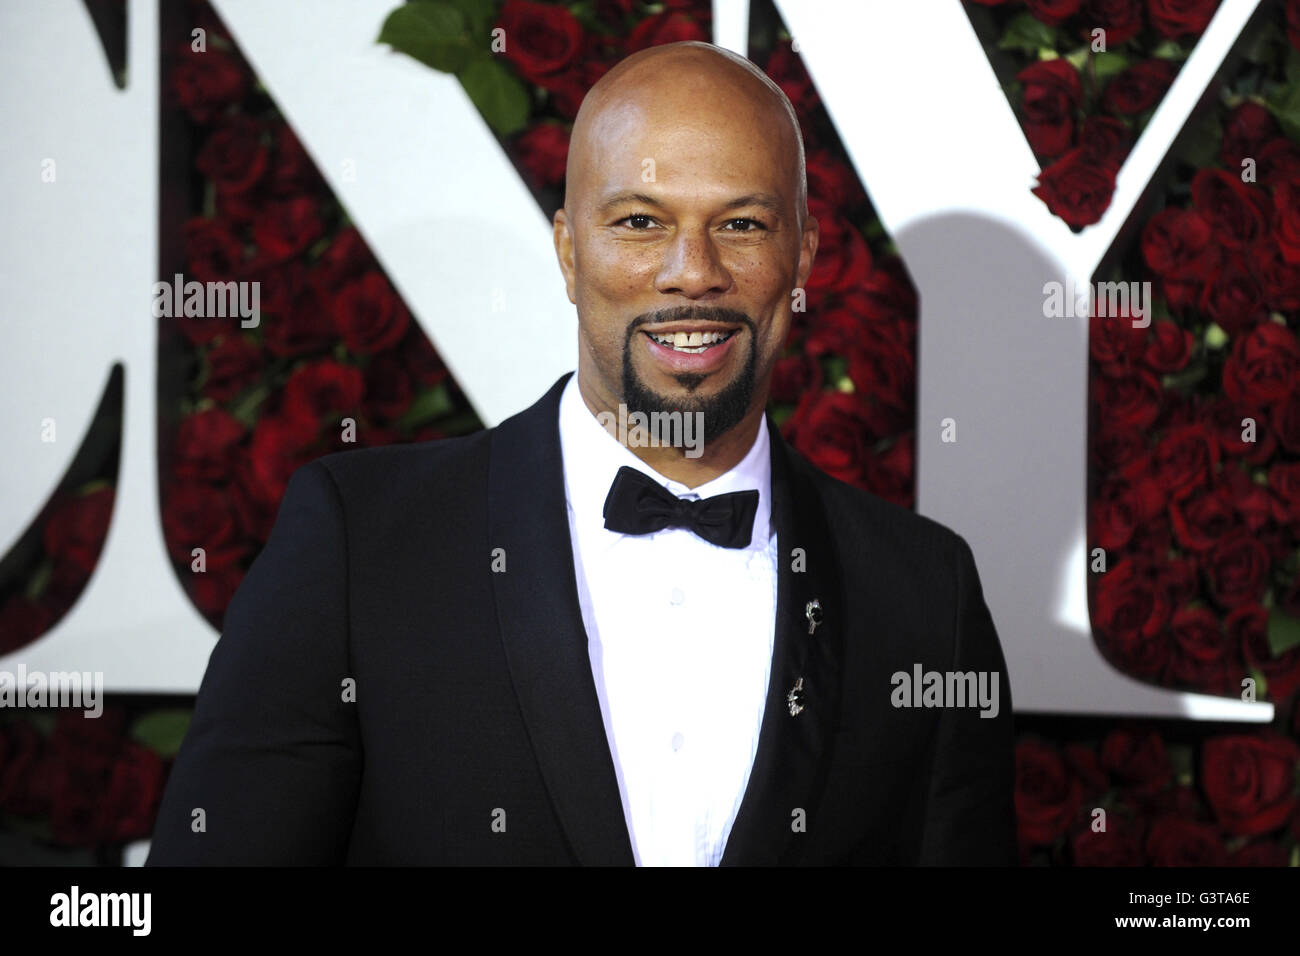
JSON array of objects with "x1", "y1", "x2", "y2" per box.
[{"x1": 555, "y1": 69, "x2": 818, "y2": 444}]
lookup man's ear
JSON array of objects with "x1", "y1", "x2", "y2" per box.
[
  {"x1": 795, "y1": 211, "x2": 819, "y2": 291},
  {"x1": 553, "y1": 207, "x2": 577, "y2": 305}
]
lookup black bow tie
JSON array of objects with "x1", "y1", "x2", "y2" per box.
[{"x1": 602, "y1": 465, "x2": 759, "y2": 549}]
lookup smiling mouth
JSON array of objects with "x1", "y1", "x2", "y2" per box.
[{"x1": 643, "y1": 329, "x2": 738, "y2": 354}]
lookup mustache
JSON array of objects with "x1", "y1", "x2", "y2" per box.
[{"x1": 625, "y1": 306, "x2": 756, "y2": 339}]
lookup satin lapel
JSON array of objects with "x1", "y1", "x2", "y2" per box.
[
  {"x1": 720, "y1": 417, "x2": 845, "y2": 865},
  {"x1": 487, "y1": 372, "x2": 636, "y2": 866}
]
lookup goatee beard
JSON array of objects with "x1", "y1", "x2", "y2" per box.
[{"x1": 621, "y1": 307, "x2": 759, "y2": 447}]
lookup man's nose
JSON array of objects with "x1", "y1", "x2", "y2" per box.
[{"x1": 653, "y1": 227, "x2": 733, "y2": 298}]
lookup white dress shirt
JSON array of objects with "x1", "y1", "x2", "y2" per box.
[{"x1": 557, "y1": 374, "x2": 779, "y2": 866}]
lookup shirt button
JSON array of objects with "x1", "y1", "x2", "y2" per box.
[
  {"x1": 671, "y1": 732, "x2": 685, "y2": 752},
  {"x1": 670, "y1": 587, "x2": 685, "y2": 605}
]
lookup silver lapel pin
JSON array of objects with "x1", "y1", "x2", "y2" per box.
[
  {"x1": 805, "y1": 598, "x2": 823, "y2": 635},
  {"x1": 787, "y1": 677, "x2": 805, "y2": 716}
]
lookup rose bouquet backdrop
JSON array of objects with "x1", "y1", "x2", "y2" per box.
[{"x1": 1, "y1": 0, "x2": 1298, "y2": 866}]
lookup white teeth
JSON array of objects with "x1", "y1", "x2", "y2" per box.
[{"x1": 649, "y1": 329, "x2": 733, "y2": 352}]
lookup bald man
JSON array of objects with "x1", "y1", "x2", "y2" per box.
[{"x1": 148, "y1": 42, "x2": 1015, "y2": 867}]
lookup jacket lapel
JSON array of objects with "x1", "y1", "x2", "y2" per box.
[
  {"x1": 487, "y1": 372, "x2": 636, "y2": 865},
  {"x1": 719, "y1": 418, "x2": 846, "y2": 865}
]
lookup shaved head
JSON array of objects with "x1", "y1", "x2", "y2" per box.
[
  {"x1": 566, "y1": 42, "x2": 808, "y2": 225},
  {"x1": 552, "y1": 41, "x2": 819, "y2": 487}
]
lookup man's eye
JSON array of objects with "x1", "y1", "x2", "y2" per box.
[
  {"x1": 618, "y1": 214, "x2": 656, "y2": 229},
  {"x1": 723, "y1": 218, "x2": 767, "y2": 232}
]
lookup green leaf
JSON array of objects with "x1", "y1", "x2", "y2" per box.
[
  {"x1": 23, "y1": 559, "x2": 52, "y2": 602},
  {"x1": 1176, "y1": 107, "x2": 1223, "y2": 168},
  {"x1": 395, "y1": 383, "x2": 453, "y2": 431},
  {"x1": 1091, "y1": 51, "x2": 1130, "y2": 81},
  {"x1": 1266, "y1": 609, "x2": 1300, "y2": 657},
  {"x1": 1151, "y1": 39, "x2": 1187, "y2": 61},
  {"x1": 1266, "y1": 78, "x2": 1300, "y2": 141},
  {"x1": 378, "y1": 2, "x2": 473, "y2": 74},
  {"x1": 998, "y1": 12, "x2": 1057, "y2": 53},
  {"x1": 229, "y1": 382, "x2": 270, "y2": 428},
  {"x1": 130, "y1": 709, "x2": 192, "y2": 758},
  {"x1": 459, "y1": 55, "x2": 530, "y2": 136},
  {"x1": 1204, "y1": 322, "x2": 1229, "y2": 349},
  {"x1": 428, "y1": 0, "x2": 497, "y2": 36}
]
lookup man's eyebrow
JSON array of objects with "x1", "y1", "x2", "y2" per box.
[{"x1": 596, "y1": 191, "x2": 784, "y2": 214}]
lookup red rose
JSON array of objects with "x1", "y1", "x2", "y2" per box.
[
  {"x1": 804, "y1": 199, "x2": 872, "y2": 295},
  {"x1": 1027, "y1": 0, "x2": 1083, "y2": 24},
  {"x1": 1071, "y1": 815, "x2": 1145, "y2": 865},
  {"x1": 1206, "y1": 529, "x2": 1269, "y2": 609},
  {"x1": 1198, "y1": 256, "x2": 1264, "y2": 337},
  {"x1": 1202, "y1": 734, "x2": 1300, "y2": 836},
  {"x1": 195, "y1": 115, "x2": 267, "y2": 196},
  {"x1": 1147, "y1": 0, "x2": 1219, "y2": 37},
  {"x1": 511, "y1": 122, "x2": 570, "y2": 188},
  {"x1": 857, "y1": 257, "x2": 918, "y2": 324},
  {"x1": 269, "y1": 125, "x2": 322, "y2": 196},
  {"x1": 1090, "y1": 309, "x2": 1148, "y2": 374},
  {"x1": 782, "y1": 389, "x2": 873, "y2": 487},
  {"x1": 806, "y1": 150, "x2": 862, "y2": 208},
  {"x1": 182, "y1": 217, "x2": 245, "y2": 285},
  {"x1": 1017, "y1": 59, "x2": 1082, "y2": 157},
  {"x1": 0, "y1": 596, "x2": 55, "y2": 655},
  {"x1": 1230, "y1": 841, "x2": 1290, "y2": 866},
  {"x1": 363, "y1": 352, "x2": 416, "y2": 423},
  {"x1": 96, "y1": 741, "x2": 166, "y2": 844},
  {"x1": 1145, "y1": 816, "x2": 1227, "y2": 865},
  {"x1": 1272, "y1": 181, "x2": 1300, "y2": 265},
  {"x1": 625, "y1": 12, "x2": 708, "y2": 53},
  {"x1": 763, "y1": 42, "x2": 820, "y2": 117},
  {"x1": 43, "y1": 486, "x2": 114, "y2": 576},
  {"x1": 246, "y1": 411, "x2": 320, "y2": 507},
  {"x1": 1142, "y1": 319, "x2": 1193, "y2": 372},
  {"x1": 190, "y1": 563, "x2": 245, "y2": 619},
  {"x1": 1192, "y1": 169, "x2": 1267, "y2": 249},
  {"x1": 1083, "y1": 0, "x2": 1145, "y2": 44},
  {"x1": 334, "y1": 272, "x2": 411, "y2": 354},
  {"x1": 174, "y1": 408, "x2": 246, "y2": 482},
  {"x1": 1091, "y1": 425, "x2": 1146, "y2": 472},
  {"x1": 282, "y1": 358, "x2": 365, "y2": 423},
  {"x1": 0, "y1": 722, "x2": 48, "y2": 815},
  {"x1": 1251, "y1": 244, "x2": 1300, "y2": 312},
  {"x1": 1079, "y1": 116, "x2": 1132, "y2": 167},
  {"x1": 1093, "y1": 558, "x2": 1170, "y2": 647},
  {"x1": 546, "y1": 53, "x2": 614, "y2": 119},
  {"x1": 497, "y1": 0, "x2": 586, "y2": 85},
  {"x1": 247, "y1": 260, "x2": 337, "y2": 358},
  {"x1": 1275, "y1": 391, "x2": 1300, "y2": 453},
  {"x1": 316, "y1": 227, "x2": 375, "y2": 291},
  {"x1": 170, "y1": 48, "x2": 248, "y2": 124},
  {"x1": 769, "y1": 353, "x2": 822, "y2": 405},
  {"x1": 1092, "y1": 368, "x2": 1162, "y2": 429},
  {"x1": 846, "y1": 322, "x2": 915, "y2": 427},
  {"x1": 1102, "y1": 59, "x2": 1176, "y2": 114},
  {"x1": 1201, "y1": 396, "x2": 1276, "y2": 464},
  {"x1": 161, "y1": 481, "x2": 245, "y2": 567},
  {"x1": 1101, "y1": 728, "x2": 1173, "y2": 797},
  {"x1": 1259, "y1": 136, "x2": 1300, "y2": 185},
  {"x1": 1222, "y1": 321, "x2": 1300, "y2": 407},
  {"x1": 1015, "y1": 739, "x2": 1084, "y2": 846},
  {"x1": 1233, "y1": 603, "x2": 1300, "y2": 701},
  {"x1": 1140, "y1": 207, "x2": 1218, "y2": 278},
  {"x1": 1220, "y1": 101, "x2": 1278, "y2": 170},
  {"x1": 202, "y1": 335, "x2": 263, "y2": 402},
  {"x1": 1289, "y1": 0, "x2": 1300, "y2": 50},
  {"x1": 1169, "y1": 483, "x2": 1234, "y2": 551},
  {"x1": 1168, "y1": 605, "x2": 1235, "y2": 693},
  {"x1": 399, "y1": 329, "x2": 451, "y2": 388},
  {"x1": 1090, "y1": 478, "x2": 1139, "y2": 550},
  {"x1": 251, "y1": 197, "x2": 325, "y2": 263},
  {"x1": 1270, "y1": 461, "x2": 1300, "y2": 524},
  {"x1": 863, "y1": 433, "x2": 915, "y2": 509},
  {"x1": 1152, "y1": 423, "x2": 1218, "y2": 501},
  {"x1": 1032, "y1": 148, "x2": 1118, "y2": 228}
]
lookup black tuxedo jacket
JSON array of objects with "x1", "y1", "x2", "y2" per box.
[{"x1": 147, "y1": 372, "x2": 1015, "y2": 866}]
